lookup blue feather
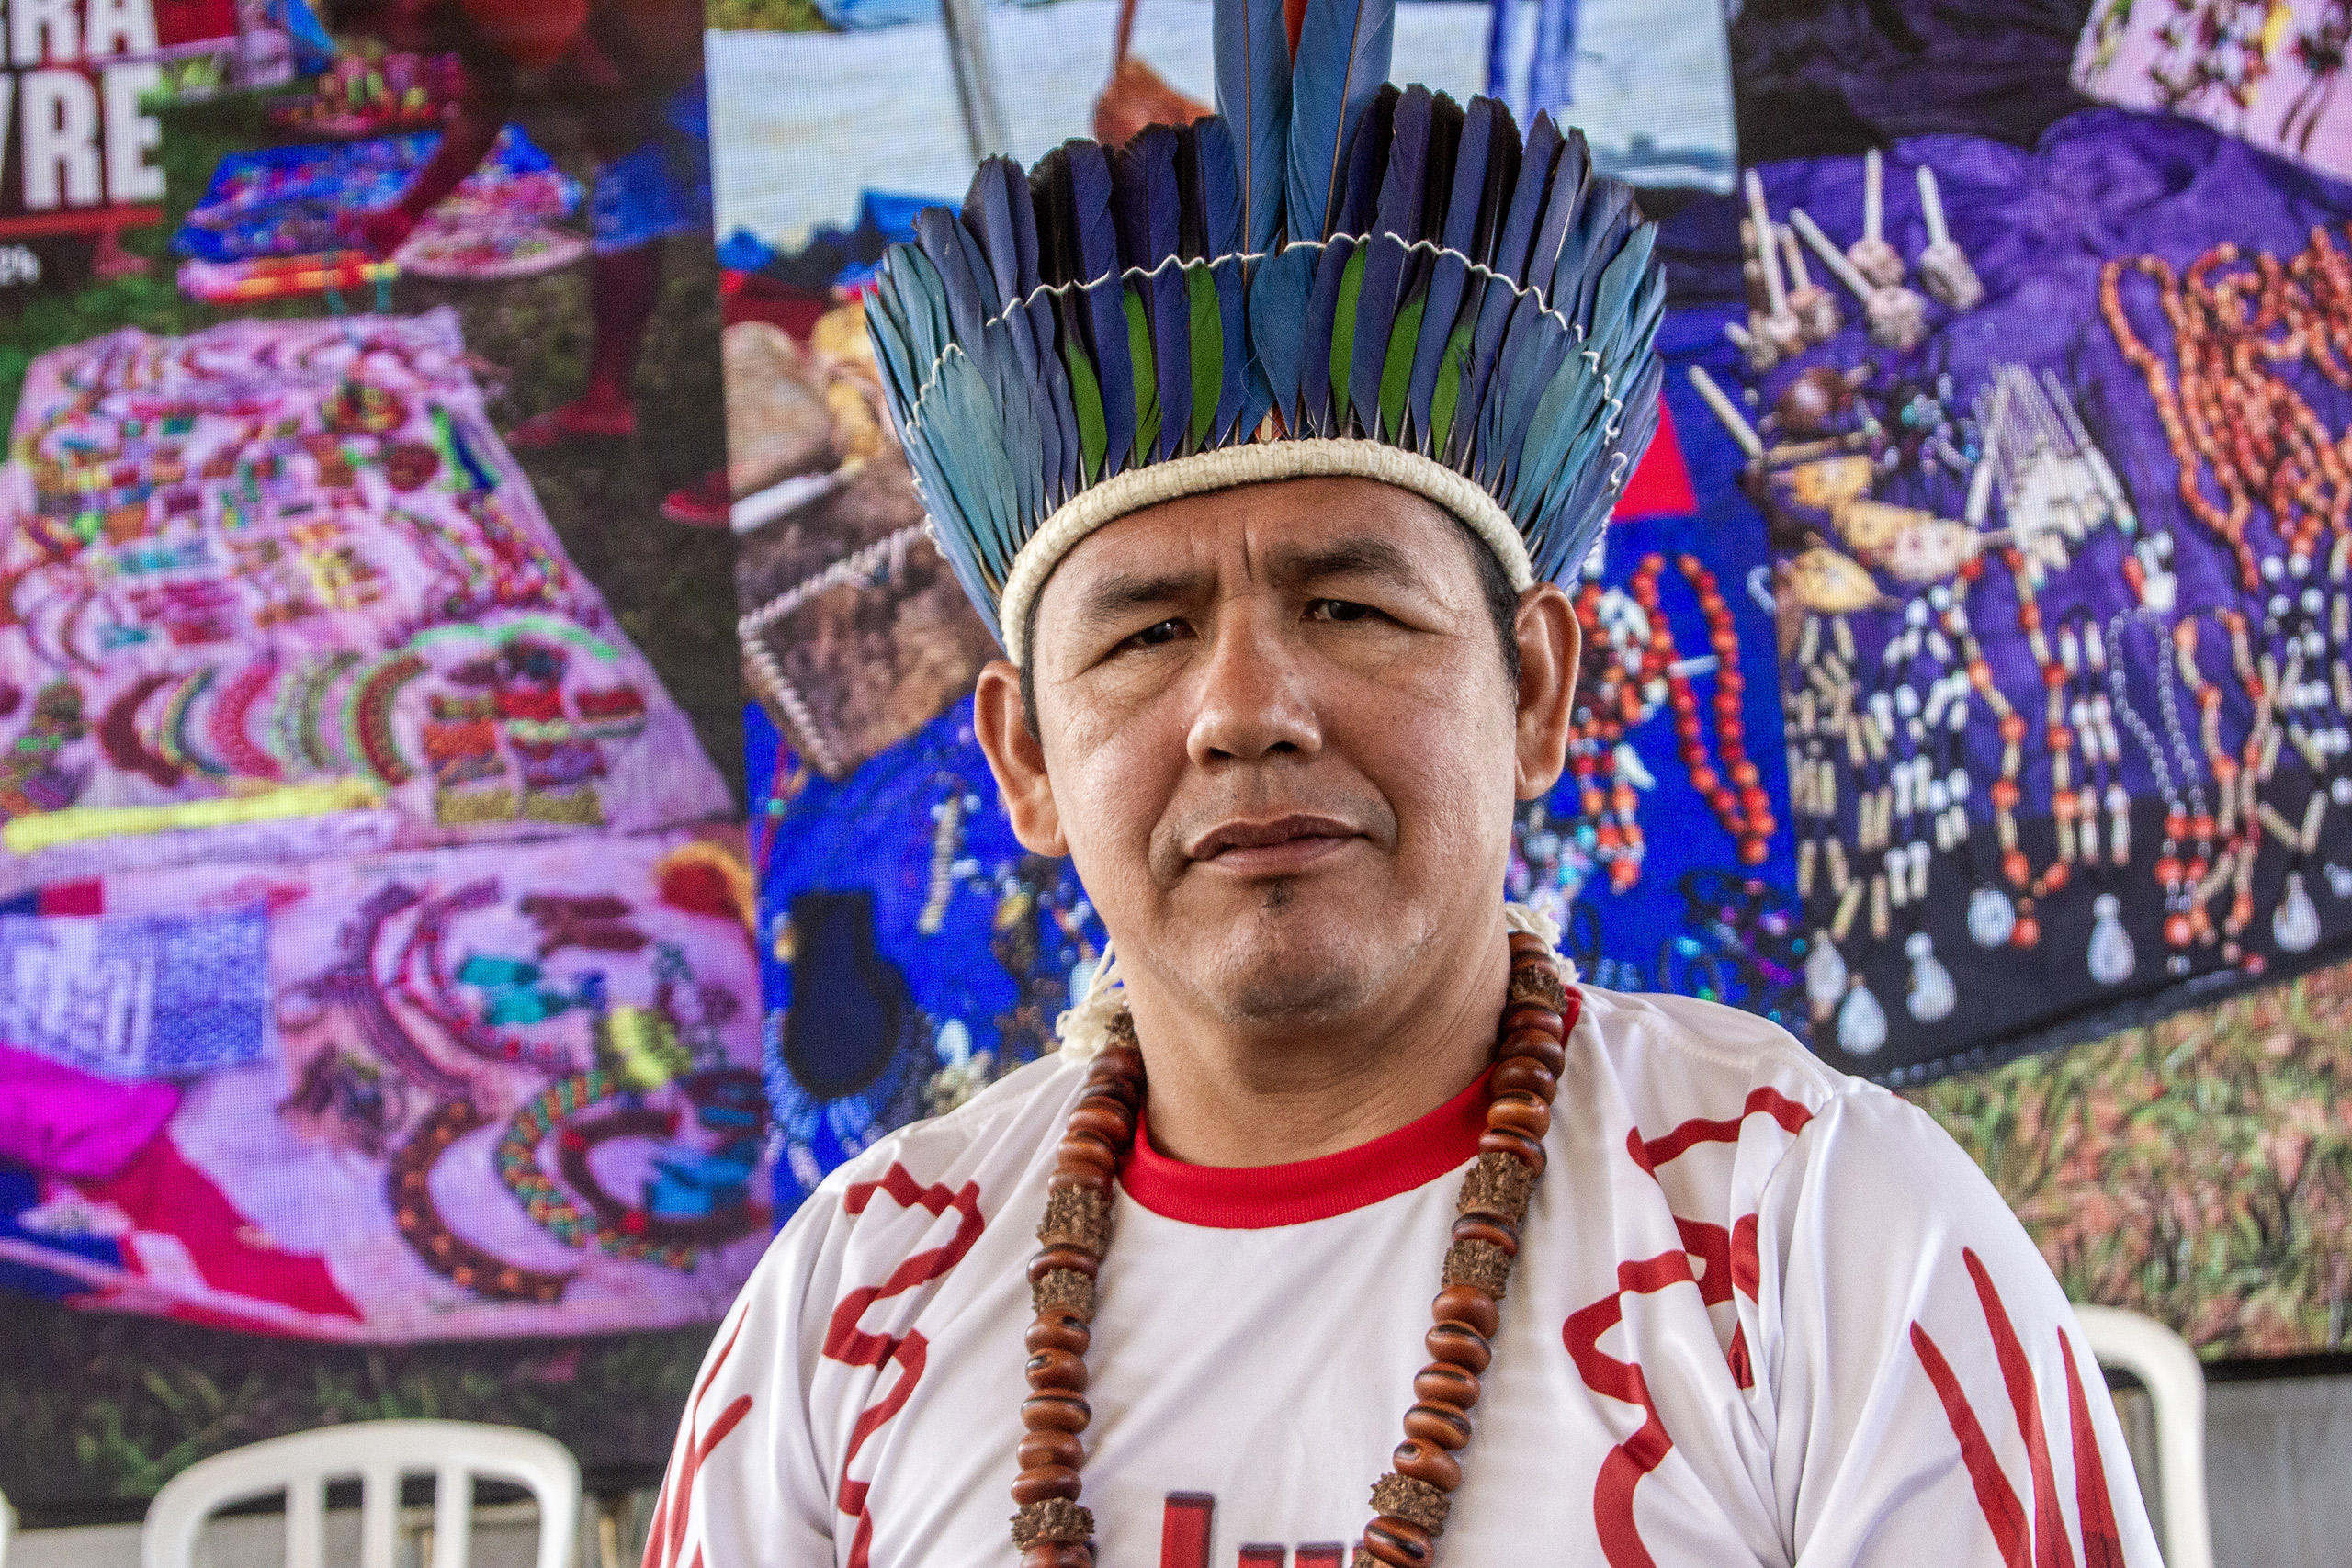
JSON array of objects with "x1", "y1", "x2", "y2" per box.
[
  {"x1": 1348, "y1": 85, "x2": 1432, "y2": 434},
  {"x1": 1193, "y1": 117, "x2": 1250, "y2": 442},
  {"x1": 1213, "y1": 0, "x2": 1292, "y2": 254},
  {"x1": 1286, "y1": 0, "x2": 1396, "y2": 240},
  {"x1": 1114, "y1": 126, "x2": 1193, "y2": 461},
  {"x1": 1586, "y1": 218, "x2": 1655, "y2": 352},
  {"x1": 1555, "y1": 178, "x2": 1632, "y2": 334},
  {"x1": 963, "y1": 159, "x2": 1070, "y2": 504},
  {"x1": 1245, "y1": 242, "x2": 1317, "y2": 431}
]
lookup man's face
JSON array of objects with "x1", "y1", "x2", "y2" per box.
[{"x1": 979, "y1": 477, "x2": 1568, "y2": 1033}]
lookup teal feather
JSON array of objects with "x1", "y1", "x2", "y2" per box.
[
  {"x1": 1245, "y1": 242, "x2": 1317, "y2": 430},
  {"x1": 1407, "y1": 96, "x2": 1511, "y2": 447}
]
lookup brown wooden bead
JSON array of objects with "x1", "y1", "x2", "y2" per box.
[
  {"x1": 1017, "y1": 1430, "x2": 1085, "y2": 1472},
  {"x1": 1054, "y1": 1136, "x2": 1116, "y2": 1177},
  {"x1": 1019, "y1": 1544, "x2": 1092, "y2": 1568},
  {"x1": 1390, "y1": 1438, "x2": 1462, "y2": 1493},
  {"x1": 1012, "y1": 1465, "x2": 1083, "y2": 1505},
  {"x1": 1064, "y1": 1104, "x2": 1132, "y2": 1145},
  {"x1": 1424, "y1": 1321, "x2": 1492, "y2": 1374},
  {"x1": 1507, "y1": 931, "x2": 1545, "y2": 955},
  {"x1": 1026, "y1": 1247, "x2": 1100, "y2": 1288},
  {"x1": 1026, "y1": 1348, "x2": 1088, "y2": 1393},
  {"x1": 1486, "y1": 1094, "x2": 1552, "y2": 1141},
  {"x1": 1499, "y1": 1024, "x2": 1566, "y2": 1066},
  {"x1": 1401, "y1": 1401, "x2": 1473, "y2": 1450},
  {"x1": 1025, "y1": 1313, "x2": 1091, "y2": 1357},
  {"x1": 1413, "y1": 1361, "x2": 1481, "y2": 1410},
  {"x1": 1431, "y1": 1284, "x2": 1499, "y2": 1338},
  {"x1": 1450, "y1": 1215, "x2": 1519, "y2": 1258},
  {"x1": 1477, "y1": 1125, "x2": 1546, "y2": 1174},
  {"x1": 1489, "y1": 1055, "x2": 1558, "y2": 1104},
  {"x1": 1021, "y1": 1393, "x2": 1091, "y2": 1433},
  {"x1": 1361, "y1": 1515, "x2": 1436, "y2": 1567}
]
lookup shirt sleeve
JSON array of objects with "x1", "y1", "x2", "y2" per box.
[
  {"x1": 642, "y1": 1197, "x2": 844, "y2": 1568},
  {"x1": 1748, "y1": 1085, "x2": 2165, "y2": 1568}
]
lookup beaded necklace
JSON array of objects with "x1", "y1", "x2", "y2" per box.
[{"x1": 1007, "y1": 931, "x2": 1575, "y2": 1567}]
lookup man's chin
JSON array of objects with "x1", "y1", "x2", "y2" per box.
[{"x1": 1180, "y1": 890, "x2": 1398, "y2": 1025}]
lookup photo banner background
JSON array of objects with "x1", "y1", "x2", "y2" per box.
[
  {"x1": 740, "y1": 0, "x2": 2352, "y2": 1376},
  {"x1": 0, "y1": 0, "x2": 746, "y2": 1518}
]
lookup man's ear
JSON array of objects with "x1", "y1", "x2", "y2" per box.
[
  {"x1": 973, "y1": 659, "x2": 1069, "y2": 856},
  {"x1": 1511, "y1": 582, "x2": 1579, "y2": 803}
]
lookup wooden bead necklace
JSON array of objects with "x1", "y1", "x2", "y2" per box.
[{"x1": 1007, "y1": 932, "x2": 1574, "y2": 1567}]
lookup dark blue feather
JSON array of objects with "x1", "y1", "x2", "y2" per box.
[
  {"x1": 1348, "y1": 85, "x2": 1432, "y2": 433},
  {"x1": 1064, "y1": 141, "x2": 1136, "y2": 474},
  {"x1": 1405, "y1": 94, "x2": 1502, "y2": 444},
  {"x1": 1114, "y1": 126, "x2": 1193, "y2": 461},
  {"x1": 1286, "y1": 0, "x2": 1396, "y2": 240},
  {"x1": 1447, "y1": 112, "x2": 1558, "y2": 465},
  {"x1": 1298, "y1": 234, "x2": 1356, "y2": 435},
  {"x1": 1522, "y1": 125, "x2": 1590, "y2": 314},
  {"x1": 1213, "y1": 0, "x2": 1292, "y2": 254},
  {"x1": 1337, "y1": 85, "x2": 1397, "y2": 234}
]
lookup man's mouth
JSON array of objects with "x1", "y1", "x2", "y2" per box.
[{"x1": 1185, "y1": 814, "x2": 1361, "y2": 874}]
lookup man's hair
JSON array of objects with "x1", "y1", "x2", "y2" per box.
[{"x1": 1019, "y1": 515, "x2": 1523, "y2": 735}]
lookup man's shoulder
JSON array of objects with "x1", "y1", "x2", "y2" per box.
[
  {"x1": 1572, "y1": 982, "x2": 1883, "y2": 1131},
  {"x1": 809, "y1": 1052, "x2": 1080, "y2": 1220}
]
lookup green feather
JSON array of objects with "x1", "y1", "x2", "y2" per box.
[
  {"x1": 1125, "y1": 284, "x2": 1160, "y2": 467},
  {"x1": 1186, "y1": 265, "x2": 1222, "y2": 453},
  {"x1": 1064, "y1": 337, "x2": 1107, "y2": 483},
  {"x1": 1377, "y1": 291, "x2": 1424, "y2": 443},
  {"x1": 1429, "y1": 316, "x2": 1475, "y2": 456},
  {"x1": 1329, "y1": 245, "x2": 1367, "y2": 424}
]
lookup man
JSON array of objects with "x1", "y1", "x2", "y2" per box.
[
  {"x1": 340, "y1": 0, "x2": 708, "y2": 454},
  {"x1": 649, "y1": 0, "x2": 2163, "y2": 1560}
]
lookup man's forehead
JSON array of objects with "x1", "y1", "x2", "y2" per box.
[{"x1": 1046, "y1": 479, "x2": 1464, "y2": 595}]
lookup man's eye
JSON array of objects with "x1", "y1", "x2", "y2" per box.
[
  {"x1": 1307, "y1": 599, "x2": 1374, "y2": 623},
  {"x1": 1127, "y1": 618, "x2": 1189, "y2": 649}
]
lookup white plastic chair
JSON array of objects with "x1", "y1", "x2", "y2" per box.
[
  {"x1": 2075, "y1": 1304, "x2": 2214, "y2": 1568},
  {"x1": 141, "y1": 1420, "x2": 579, "y2": 1568}
]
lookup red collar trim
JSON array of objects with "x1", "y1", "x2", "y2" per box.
[{"x1": 1119, "y1": 1066, "x2": 1493, "y2": 1230}]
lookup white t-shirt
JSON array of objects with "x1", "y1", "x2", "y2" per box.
[{"x1": 648, "y1": 986, "x2": 2161, "y2": 1568}]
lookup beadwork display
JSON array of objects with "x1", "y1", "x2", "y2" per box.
[
  {"x1": 1680, "y1": 111, "x2": 2352, "y2": 1082},
  {"x1": 0, "y1": 829, "x2": 766, "y2": 1341},
  {"x1": 0, "y1": 312, "x2": 729, "y2": 895}
]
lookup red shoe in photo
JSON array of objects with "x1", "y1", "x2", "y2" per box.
[
  {"x1": 507, "y1": 397, "x2": 639, "y2": 449},
  {"x1": 661, "y1": 469, "x2": 734, "y2": 529}
]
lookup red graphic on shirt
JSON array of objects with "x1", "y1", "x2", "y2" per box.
[
  {"x1": 1159, "y1": 1492, "x2": 1346, "y2": 1567},
  {"x1": 1564, "y1": 1087, "x2": 1817, "y2": 1568},
  {"x1": 824, "y1": 1165, "x2": 988, "y2": 1568},
  {"x1": 643, "y1": 1312, "x2": 756, "y2": 1568},
  {"x1": 1910, "y1": 1248, "x2": 2126, "y2": 1568},
  {"x1": 1623, "y1": 1086, "x2": 1815, "y2": 1390}
]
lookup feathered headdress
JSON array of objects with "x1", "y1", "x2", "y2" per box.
[{"x1": 865, "y1": 0, "x2": 1669, "y2": 665}]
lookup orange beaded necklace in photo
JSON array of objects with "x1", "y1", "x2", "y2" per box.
[{"x1": 1006, "y1": 931, "x2": 1576, "y2": 1567}]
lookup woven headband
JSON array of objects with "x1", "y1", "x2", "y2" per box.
[{"x1": 866, "y1": 0, "x2": 1669, "y2": 667}]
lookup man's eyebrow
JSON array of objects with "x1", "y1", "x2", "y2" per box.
[
  {"x1": 1069, "y1": 569, "x2": 1202, "y2": 628},
  {"x1": 1267, "y1": 534, "x2": 1425, "y2": 588}
]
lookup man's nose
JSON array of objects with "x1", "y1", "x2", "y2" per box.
[{"x1": 1184, "y1": 603, "x2": 1321, "y2": 766}]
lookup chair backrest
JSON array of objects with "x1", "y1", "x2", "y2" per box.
[
  {"x1": 2075, "y1": 1304, "x2": 2214, "y2": 1568},
  {"x1": 141, "y1": 1421, "x2": 579, "y2": 1568}
]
